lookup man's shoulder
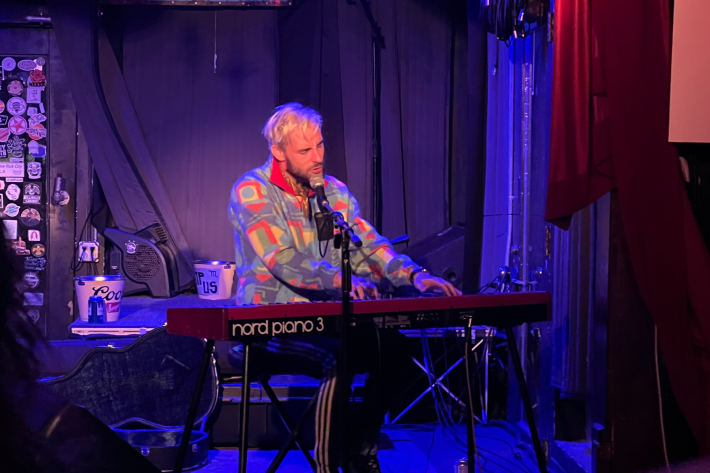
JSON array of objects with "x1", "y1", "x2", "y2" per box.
[
  {"x1": 230, "y1": 165, "x2": 272, "y2": 207},
  {"x1": 235, "y1": 169, "x2": 267, "y2": 187},
  {"x1": 233, "y1": 162, "x2": 271, "y2": 191},
  {"x1": 325, "y1": 174, "x2": 350, "y2": 195}
]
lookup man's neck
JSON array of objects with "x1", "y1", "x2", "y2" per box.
[{"x1": 278, "y1": 166, "x2": 308, "y2": 197}]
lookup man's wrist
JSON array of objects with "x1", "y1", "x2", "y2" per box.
[{"x1": 410, "y1": 267, "x2": 428, "y2": 284}]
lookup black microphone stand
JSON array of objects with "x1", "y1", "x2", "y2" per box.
[{"x1": 317, "y1": 196, "x2": 362, "y2": 471}]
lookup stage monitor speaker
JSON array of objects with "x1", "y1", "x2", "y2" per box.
[
  {"x1": 401, "y1": 223, "x2": 465, "y2": 289},
  {"x1": 103, "y1": 224, "x2": 183, "y2": 298}
]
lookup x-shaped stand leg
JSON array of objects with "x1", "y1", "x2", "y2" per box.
[{"x1": 390, "y1": 337, "x2": 486, "y2": 424}]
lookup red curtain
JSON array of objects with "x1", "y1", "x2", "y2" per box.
[
  {"x1": 547, "y1": 0, "x2": 710, "y2": 452},
  {"x1": 544, "y1": 0, "x2": 614, "y2": 229}
]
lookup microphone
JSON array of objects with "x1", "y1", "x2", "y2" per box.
[
  {"x1": 309, "y1": 174, "x2": 362, "y2": 248},
  {"x1": 309, "y1": 174, "x2": 330, "y2": 213}
]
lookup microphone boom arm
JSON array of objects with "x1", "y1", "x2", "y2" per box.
[{"x1": 318, "y1": 198, "x2": 362, "y2": 248}]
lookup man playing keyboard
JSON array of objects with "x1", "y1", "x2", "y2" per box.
[{"x1": 229, "y1": 103, "x2": 460, "y2": 473}]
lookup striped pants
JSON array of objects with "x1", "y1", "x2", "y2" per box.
[{"x1": 251, "y1": 325, "x2": 408, "y2": 473}]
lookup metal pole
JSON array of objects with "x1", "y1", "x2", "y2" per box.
[
  {"x1": 174, "y1": 338, "x2": 214, "y2": 473},
  {"x1": 339, "y1": 229, "x2": 352, "y2": 471},
  {"x1": 484, "y1": 329, "x2": 490, "y2": 424},
  {"x1": 506, "y1": 327, "x2": 548, "y2": 472},
  {"x1": 238, "y1": 342, "x2": 252, "y2": 473}
]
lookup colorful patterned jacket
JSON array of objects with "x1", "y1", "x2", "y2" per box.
[{"x1": 229, "y1": 157, "x2": 421, "y2": 305}]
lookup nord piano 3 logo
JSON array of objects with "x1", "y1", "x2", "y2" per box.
[{"x1": 229, "y1": 316, "x2": 335, "y2": 339}]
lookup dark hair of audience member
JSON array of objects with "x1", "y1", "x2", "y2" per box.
[{"x1": 0, "y1": 239, "x2": 44, "y2": 471}]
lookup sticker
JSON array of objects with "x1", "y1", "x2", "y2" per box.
[
  {"x1": 31, "y1": 243, "x2": 45, "y2": 257},
  {"x1": 27, "y1": 107, "x2": 37, "y2": 117},
  {"x1": 7, "y1": 136, "x2": 25, "y2": 157},
  {"x1": 17, "y1": 59, "x2": 37, "y2": 71},
  {"x1": 27, "y1": 309, "x2": 40, "y2": 323},
  {"x1": 26, "y1": 87, "x2": 42, "y2": 104},
  {"x1": 28, "y1": 141, "x2": 46, "y2": 158},
  {"x1": 6, "y1": 178, "x2": 22, "y2": 182},
  {"x1": 24, "y1": 272, "x2": 40, "y2": 289},
  {"x1": 0, "y1": 179, "x2": 4, "y2": 190},
  {"x1": 23, "y1": 293, "x2": 43, "y2": 306},
  {"x1": 2, "y1": 57, "x2": 16, "y2": 71},
  {"x1": 6, "y1": 184, "x2": 20, "y2": 201},
  {"x1": 7, "y1": 97, "x2": 27, "y2": 116},
  {"x1": 35, "y1": 57, "x2": 45, "y2": 67},
  {"x1": 7, "y1": 80, "x2": 23, "y2": 96},
  {"x1": 3, "y1": 220, "x2": 17, "y2": 239},
  {"x1": 39, "y1": 103, "x2": 45, "y2": 114},
  {"x1": 9, "y1": 116, "x2": 27, "y2": 135},
  {"x1": 0, "y1": 100, "x2": 4, "y2": 113},
  {"x1": 126, "y1": 240, "x2": 137, "y2": 254},
  {"x1": 0, "y1": 144, "x2": 5, "y2": 158},
  {"x1": 4, "y1": 203, "x2": 20, "y2": 217},
  {"x1": 0, "y1": 116, "x2": 8, "y2": 126},
  {"x1": 27, "y1": 124, "x2": 45, "y2": 140},
  {"x1": 0, "y1": 194, "x2": 3, "y2": 208},
  {"x1": 23, "y1": 183, "x2": 40, "y2": 204},
  {"x1": 9, "y1": 158, "x2": 22, "y2": 163},
  {"x1": 0, "y1": 128, "x2": 8, "y2": 142},
  {"x1": 0, "y1": 162, "x2": 24, "y2": 178},
  {"x1": 25, "y1": 257, "x2": 45, "y2": 271},
  {"x1": 28, "y1": 230, "x2": 40, "y2": 241},
  {"x1": 27, "y1": 162, "x2": 41, "y2": 179},
  {"x1": 20, "y1": 207, "x2": 40, "y2": 227},
  {"x1": 29, "y1": 69, "x2": 45, "y2": 87},
  {"x1": 29, "y1": 114, "x2": 46, "y2": 127},
  {"x1": 12, "y1": 237, "x2": 30, "y2": 255}
]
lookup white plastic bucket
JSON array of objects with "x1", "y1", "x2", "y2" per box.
[
  {"x1": 74, "y1": 275, "x2": 125, "y2": 322},
  {"x1": 193, "y1": 260, "x2": 236, "y2": 300}
]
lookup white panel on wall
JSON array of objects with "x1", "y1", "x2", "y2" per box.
[{"x1": 669, "y1": 0, "x2": 710, "y2": 143}]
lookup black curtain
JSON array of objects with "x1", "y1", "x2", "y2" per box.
[{"x1": 278, "y1": 0, "x2": 468, "y2": 244}]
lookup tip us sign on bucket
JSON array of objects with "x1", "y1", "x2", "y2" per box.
[{"x1": 194, "y1": 260, "x2": 235, "y2": 300}]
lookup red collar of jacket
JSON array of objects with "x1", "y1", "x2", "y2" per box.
[{"x1": 269, "y1": 157, "x2": 328, "y2": 197}]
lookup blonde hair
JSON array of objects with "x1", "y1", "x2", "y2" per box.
[{"x1": 262, "y1": 102, "x2": 323, "y2": 149}]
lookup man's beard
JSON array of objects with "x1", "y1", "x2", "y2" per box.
[{"x1": 286, "y1": 159, "x2": 323, "y2": 186}]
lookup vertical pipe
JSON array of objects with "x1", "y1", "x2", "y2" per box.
[
  {"x1": 518, "y1": 35, "x2": 534, "y2": 384},
  {"x1": 521, "y1": 36, "x2": 533, "y2": 292},
  {"x1": 505, "y1": 41, "x2": 515, "y2": 267}
]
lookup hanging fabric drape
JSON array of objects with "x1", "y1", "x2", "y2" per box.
[{"x1": 547, "y1": 0, "x2": 710, "y2": 451}]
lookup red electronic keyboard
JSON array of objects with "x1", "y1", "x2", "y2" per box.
[
  {"x1": 168, "y1": 292, "x2": 552, "y2": 473},
  {"x1": 166, "y1": 292, "x2": 551, "y2": 341}
]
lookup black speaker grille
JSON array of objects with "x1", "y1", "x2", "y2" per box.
[{"x1": 124, "y1": 246, "x2": 160, "y2": 281}]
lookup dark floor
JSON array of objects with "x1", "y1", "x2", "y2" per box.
[{"x1": 198, "y1": 424, "x2": 560, "y2": 473}]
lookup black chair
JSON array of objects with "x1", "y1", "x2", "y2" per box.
[{"x1": 228, "y1": 344, "x2": 319, "y2": 473}]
